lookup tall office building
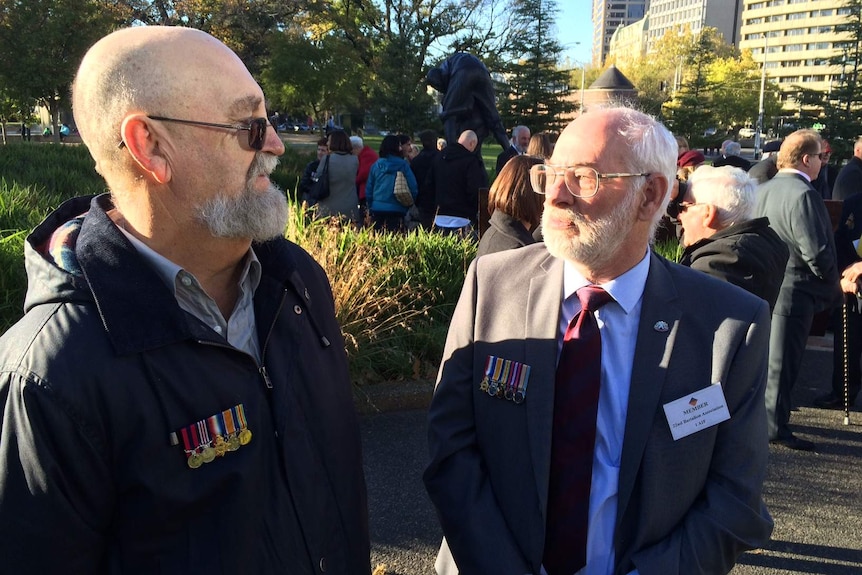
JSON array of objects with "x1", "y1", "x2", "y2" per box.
[
  {"x1": 591, "y1": 0, "x2": 649, "y2": 66},
  {"x1": 647, "y1": 0, "x2": 744, "y2": 50},
  {"x1": 739, "y1": 0, "x2": 852, "y2": 111}
]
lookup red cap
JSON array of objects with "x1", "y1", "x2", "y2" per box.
[{"x1": 677, "y1": 150, "x2": 705, "y2": 168}]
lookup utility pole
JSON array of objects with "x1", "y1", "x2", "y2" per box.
[{"x1": 755, "y1": 33, "x2": 767, "y2": 160}]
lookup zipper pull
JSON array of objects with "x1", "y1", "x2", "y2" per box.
[{"x1": 260, "y1": 365, "x2": 273, "y2": 389}]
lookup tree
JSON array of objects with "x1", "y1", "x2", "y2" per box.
[
  {"x1": 291, "y1": 0, "x2": 494, "y2": 133},
  {"x1": 497, "y1": 0, "x2": 574, "y2": 134},
  {"x1": 821, "y1": 0, "x2": 862, "y2": 159},
  {"x1": 708, "y1": 50, "x2": 781, "y2": 133},
  {"x1": 261, "y1": 29, "x2": 367, "y2": 129},
  {"x1": 0, "y1": 0, "x2": 119, "y2": 142},
  {"x1": 661, "y1": 27, "x2": 733, "y2": 144},
  {"x1": 109, "y1": 0, "x2": 299, "y2": 76}
]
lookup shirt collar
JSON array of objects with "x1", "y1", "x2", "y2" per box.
[
  {"x1": 562, "y1": 249, "x2": 651, "y2": 314},
  {"x1": 116, "y1": 224, "x2": 261, "y2": 296},
  {"x1": 778, "y1": 168, "x2": 812, "y2": 182}
]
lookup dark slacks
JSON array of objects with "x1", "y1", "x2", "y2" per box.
[{"x1": 766, "y1": 304, "x2": 815, "y2": 440}]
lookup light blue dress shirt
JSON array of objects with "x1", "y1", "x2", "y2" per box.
[{"x1": 554, "y1": 250, "x2": 650, "y2": 575}]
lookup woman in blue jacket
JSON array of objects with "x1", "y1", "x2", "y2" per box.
[{"x1": 366, "y1": 134, "x2": 418, "y2": 232}]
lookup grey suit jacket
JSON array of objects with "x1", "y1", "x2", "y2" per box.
[
  {"x1": 753, "y1": 171, "x2": 840, "y2": 315},
  {"x1": 424, "y1": 245, "x2": 773, "y2": 575}
]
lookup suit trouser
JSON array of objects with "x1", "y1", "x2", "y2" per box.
[
  {"x1": 831, "y1": 298, "x2": 862, "y2": 402},
  {"x1": 766, "y1": 310, "x2": 815, "y2": 440}
]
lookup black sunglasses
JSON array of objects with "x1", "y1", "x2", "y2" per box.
[{"x1": 118, "y1": 116, "x2": 274, "y2": 150}]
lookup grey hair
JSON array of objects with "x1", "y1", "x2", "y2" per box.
[
  {"x1": 687, "y1": 165, "x2": 756, "y2": 228},
  {"x1": 590, "y1": 104, "x2": 677, "y2": 239},
  {"x1": 350, "y1": 135, "x2": 363, "y2": 148},
  {"x1": 724, "y1": 141, "x2": 741, "y2": 156},
  {"x1": 512, "y1": 125, "x2": 529, "y2": 138}
]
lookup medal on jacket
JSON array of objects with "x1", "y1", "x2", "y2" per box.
[
  {"x1": 481, "y1": 355, "x2": 531, "y2": 403},
  {"x1": 236, "y1": 404, "x2": 253, "y2": 446},
  {"x1": 173, "y1": 403, "x2": 253, "y2": 468}
]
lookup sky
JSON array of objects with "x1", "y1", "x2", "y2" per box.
[{"x1": 556, "y1": 0, "x2": 595, "y2": 67}]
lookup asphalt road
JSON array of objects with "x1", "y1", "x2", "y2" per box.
[{"x1": 360, "y1": 341, "x2": 862, "y2": 575}]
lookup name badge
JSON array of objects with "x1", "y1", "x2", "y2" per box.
[{"x1": 662, "y1": 383, "x2": 730, "y2": 441}]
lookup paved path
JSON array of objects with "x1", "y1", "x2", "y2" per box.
[{"x1": 361, "y1": 343, "x2": 862, "y2": 574}]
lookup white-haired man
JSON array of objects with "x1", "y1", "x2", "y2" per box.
[
  {"x1": 425, "y1": 106, "x2": 773, "y2": 575},
  {"x1": 679, "y1": 165, "x2": 788, "y2": 311},
  {"x1": 0, "y1": 26, "x2": 370, "y2": 573},
  {"x1": 496, "y1": 124, "x2": 531, "y2": 174}
]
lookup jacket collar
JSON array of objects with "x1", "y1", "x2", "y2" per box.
[{"x1": 33, "y1": 194, "x2": 301, "y2": 356}]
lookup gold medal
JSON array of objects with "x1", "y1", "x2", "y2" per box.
[
  {"x1": 239, "y1": 428, "x2": 252, "y2": 445},
  {"x1": 479, "y1": 377, "x2": 489, "y2": 392},
  {"x1": 200, "y1": 446, "x2": 216, "y2": 463},
  {"x1": 187, "y1": 452, "x2": 203, "y2": 469}
]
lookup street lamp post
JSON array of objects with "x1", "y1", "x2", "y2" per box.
[{"x1": 755, "y1": 33, "x2": 767, "y2": 159}]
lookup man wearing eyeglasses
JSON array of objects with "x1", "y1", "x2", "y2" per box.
[
  {"x1": 753, "y1": 129, "x2": 841, "y2": 451},
  {"x1": 678, "y1": 165, "x2": 788, "y2": 312},
  {"x1": 425, "y1": 106, "x2": 773, "y2": 575},
  {"x1": 0, "y1": 27, "x2": 370, "y2": 574}
]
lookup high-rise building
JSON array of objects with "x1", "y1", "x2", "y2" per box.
[
  {"x1": 646, "y1": 0, "x2": 744, "y2": 51},
  {"x1": 739, "y1": 0, "x2": 851, "y2": 111},
  {"x1": 591, "y1": 0, "x2": 649, "y2": 66}
]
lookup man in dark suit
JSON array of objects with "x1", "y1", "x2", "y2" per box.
[
  {"x1": 425, "y1": 106, "x2": 773, "y2": 575},
  {"x1": 753, "y1": 129, "x2": 840, "y2": 450},
  {"x1": 495, "y1": 125, "x2": 531, "y2": 175},
  {"x1": 815, "y1": 192, "x2": 862, "y2": 409},
  {"x1": 832, "y1": 137, "x2": 862, "y2": 200}
]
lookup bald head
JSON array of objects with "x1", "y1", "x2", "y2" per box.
[
  {"x1": 73, "y1": 27, "x2": 260, "y2": 180},
  {"x1": 458, "y1": 129, "x2": 478, "y2": 152}
]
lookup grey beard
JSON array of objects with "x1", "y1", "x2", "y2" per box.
[{"x1": 195, "y1": 153, "x2": 288, "y2": 242}]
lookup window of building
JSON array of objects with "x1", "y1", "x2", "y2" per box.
[
  {"x1": 787, "y1": 11, "x2": 806, "y2": 20},
  {"x1": 747, "y1": 17, "x2": 764, "y2": 24},
  {"x1": 788, "y1": 28, "x2": 805, "y2": 36}
]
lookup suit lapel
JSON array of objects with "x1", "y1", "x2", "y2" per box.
[
  {"x1": 616, "y1": 254, "x2": 681, "y2": 525},
  {"x1": 525, "y1": 252, "x2": 565, "y2": 520}
]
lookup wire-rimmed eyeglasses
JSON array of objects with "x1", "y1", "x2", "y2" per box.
[
  {"x1": 118, "y1": 116, "x2": 274, "y2": 150},
  {"x1": 529, "y1": 164, "x2": 650, "y2": 198}
]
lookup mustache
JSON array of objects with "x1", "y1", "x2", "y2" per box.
[{"x1": 248, "y1": 153, "x2": 279, "y2": 178}]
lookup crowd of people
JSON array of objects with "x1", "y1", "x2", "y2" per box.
[{"x1": 1, "y1": 24, "x2": 860, "y2": 575}]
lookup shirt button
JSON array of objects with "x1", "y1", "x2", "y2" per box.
[
  {"x1": 319, "y1": 557, "x2": 327, "y2": 572},
  {"x1": 213, "y1": 325, "x2": 223, "y2": 334},
  {"x1": 180, "y1": 275, "x2": 193, "y2": 287}
]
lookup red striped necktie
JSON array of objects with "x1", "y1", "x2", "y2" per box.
[{"x1": 543, "y1": 285, "x2": 614, "y2": 575}]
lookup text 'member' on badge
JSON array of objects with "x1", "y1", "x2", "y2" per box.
[{"x1": 662, "y1": 383, "x2": 730, "y2": 441}]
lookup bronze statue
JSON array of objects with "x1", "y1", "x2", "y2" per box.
[{"x1": 427, "y1": 53, "x2": 511, "y2": 156}]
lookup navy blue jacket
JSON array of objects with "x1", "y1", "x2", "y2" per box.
[{"x1": 0, "y1": 195, "x2": 370, "y2": 574}]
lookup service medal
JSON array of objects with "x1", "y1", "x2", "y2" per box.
[
  {"x1": 187, "y1": 452, "x2": 203, "y2": 469},
  {"x1": 200, "y1": 446, "x2": 216, "y2": 463},
  {"x1": 239, "y1": 428, "x2": 253, "y2": 445}
]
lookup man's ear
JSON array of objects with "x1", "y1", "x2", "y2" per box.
[
  {"x1": 637, "y1": 174, "x2": 668, "y2": 222},
  {"x1": 119, "y1": 115, "x2": 171, "y2": 185},
  {"x1": 703, "y1": 204, "x2": 721, "y2": 230}
]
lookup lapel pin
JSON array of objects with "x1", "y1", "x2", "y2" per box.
[{"x1": 654, "y1": 320, "x2": 669, "y2": 333}]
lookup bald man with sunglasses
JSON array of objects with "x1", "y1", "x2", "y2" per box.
[{"x1": 0, "y1": 27, "x2": 370, "y2": 574}]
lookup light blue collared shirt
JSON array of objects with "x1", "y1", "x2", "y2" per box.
[
  {"x1": 118, "y1": 226, "x2": 262, "y2": 362},
  {"x1": 556, "y1": 250, "x2": 650, "y2": 575}
]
